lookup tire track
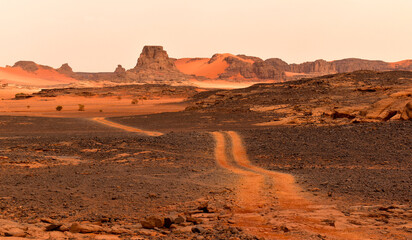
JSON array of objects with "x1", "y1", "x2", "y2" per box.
[
  {"x1": 211, "y1": 131, "x2": 391, "y2": 240},
  {"x1": 92, "y1": 117, "x2": 163, "y2": 136}
]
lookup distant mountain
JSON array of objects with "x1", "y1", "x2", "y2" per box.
[
  {"x1": 3, "y1": 46, "x2": 411, "y2": 86},
  {"x1": 176, "y1": 54, "x2": 412, "y2": 81}
]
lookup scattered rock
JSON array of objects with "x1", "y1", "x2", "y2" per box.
[
  {"x1": 400, "y1": 102, "x2": 412, "y2": 120},
  {"x1": 45, "y1": 223, "x2": 62, "y2": 231},
  {"x1": 186, "y1": 216, "x2": 203, "y2": 224},
  {"x1": 4, "y1": 227, "x2": 26, "y2": 237},
  {"x1": 191, "y1": 226, "x2": 205, "y2": 233},
  {"x1": 69, "y1": 222, "x2": 103, "y2": 233},
  {"x1": 141, "y1": 216, "x2": 164, "y2": 229}
]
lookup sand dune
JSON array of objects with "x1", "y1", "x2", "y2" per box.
[
  {"x1": 175, "y1": 53, "x2": 255, "y2": 79},
  {"x1": 0, "y1": 66, "x2": 77, "y2": 87},
  {"x1": 390, "y1": 59, "x2": 412, "y2": 68}
]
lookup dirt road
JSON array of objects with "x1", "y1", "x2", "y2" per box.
[
  {"x1": 92, "y1": 117, "x2": 163, "y2": 136},
  {"x1": 211, "y1": 131, "x2": 411, "y2": 240}
]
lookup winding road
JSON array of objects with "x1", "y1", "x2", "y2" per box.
[
  {"x1": 211, "y1": 131, "x2": 391, "y2": 240},
  {"x1": 87, "y1": 117, "x2": 408, "y2": 239}
]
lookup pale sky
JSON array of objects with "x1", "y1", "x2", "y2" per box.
[{"x1": 0, "y1": 0, "x2": 411, "y2": 72}]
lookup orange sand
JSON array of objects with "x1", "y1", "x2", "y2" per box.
[
  {"x1": 190, "y1": 79, "x2": 270, "y2": 89},
  {"x1": 389, "y1": 60, "x2": 412, "y2": 68},
  {"x1": 0, "y1": 66, "x2": 77, "y2": 87},
  {"x1": 0, "y1": 95, "x2": 186, "y2": 118},
  {"x1": 175, "y1": 54, "x2": 256, "y2": 79}
]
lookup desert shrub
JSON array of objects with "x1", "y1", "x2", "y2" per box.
[
  {"x1": 99, "y1": 109, "x2": 103, "y2": 112},
  {"x1": 131, "y1": 99, "x2": 138, "y2": 104},
  {"x1": 78, "y1": 104, "x2": 85, "y2": 111},
  {"x1": 117, "y1": 96, "x2": 122, "y2": 100},
  {"x1": 26, "y1": 105, "x2": 30, "y2": 109},
  {"x1": 56, "y1": 105, "x2": 63, "y2": 111}
]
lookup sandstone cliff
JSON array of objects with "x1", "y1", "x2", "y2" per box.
[
  {"x1": 7, "y1": 46, "x2": 412, "y2": 84},
  {"x1": 132, "y1": 46, "x2": 177, "y2": 71}
]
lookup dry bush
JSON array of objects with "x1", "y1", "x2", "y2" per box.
[{"x1": 78, "y1": 104, "x2": 85, "y2": 111}]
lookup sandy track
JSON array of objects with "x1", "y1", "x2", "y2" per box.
[
  {"x1": 92, "y1": 117, "x2": 163, "y2": 136},
  {"x1": 211, "y1": 131, "x2": 408, "y2": 240}
]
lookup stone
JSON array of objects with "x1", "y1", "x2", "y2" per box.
[
  {"x1": 141, "y1": 216, "x2": 164, "y2": 229},
  {"x1": 186, "y1": 216, "x2": 203, "y2": 224},
  {"x1": 45, "y1": 223, "x2": 62, "y2": 231},
  {"x1": 400, "y1": 102, "x2": 412, "y2": 120},
  {"x1": 197, "y1": 201, "x2": 209, "y2": 213},
  {"x1": 4, "y1": 227, "x2": 26, "y2": 237},
  {"x1": 191, "y1": 226, "x2": 205, "y2": 233},
  {"x1": 69, "y1": 222, "x2": 103, "y2": 233}
]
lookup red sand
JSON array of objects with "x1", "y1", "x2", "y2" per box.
[
  {"x1": 389, "y1": 60, "x2": 412, "y2": 68},
  {"x1": 0, "y1": 95, "x2": 186, "y2": 118},
  {"x1": 175, "y1": 54, "x2": 256, "y2": 79},
  {"x1": 0, "y1": 66, "x2": 77, "y2": 86}
]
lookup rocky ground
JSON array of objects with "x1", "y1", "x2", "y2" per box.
[
  {"x1": 0, "y1": 70, "x2": 411, "y2": 239},
  {"x1": 29, "y1": 84, "x2": 201, "y2": 100},
  {"x1": 186, "y1": 71, "x2": 412, "y2": 124},
  {"x1": 0, "y1": 116, "x2": 261, "y2": 239}
]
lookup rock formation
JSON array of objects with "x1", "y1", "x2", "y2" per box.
[
  {"x1": 127, "y1": 46, "x2": 189, "y2": 84},
  {"x1": 114, "y1": 64, "x2": 126, "y2": 78},
  {"x1": 57, "y1": 63, "x2": 74, "y2": 75},
  {"x1": 400, "y1": 102, "x2": 412, "y2": 120},
  {"x1": 12, "y1": 61, "x2": 40, "y2": 72},
  {"x1": 132, "y1": 46, "x2": 177, "y2": 71},
  {"x1": 6, "y1": 46, "x2": 412, "y2": 84}
]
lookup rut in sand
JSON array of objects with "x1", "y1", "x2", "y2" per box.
[
  {"x1": 211, "y1": 131, "x2": 404, "y2": 240},
  {"x1": 92, "y1": 117, "x2": 163, "y2": 136}
]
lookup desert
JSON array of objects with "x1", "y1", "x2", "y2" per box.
[
  {"x1": 0, "y1": 1, "x2": 411, "y2": 239},
  {"x1": 0, "y1": 44, "x2": 410, "y2": 240}
]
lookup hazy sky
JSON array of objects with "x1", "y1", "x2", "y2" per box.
[{"x1": 0, "y1": 0, "x2": 411, "y2": 72}]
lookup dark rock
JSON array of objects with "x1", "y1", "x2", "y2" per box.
[
  {"x1": 191, "y1": 226, "x2": 205, "y2": 233},
  {"x1": 45, "y1": 223, "x2": 63, "y2": 231}
]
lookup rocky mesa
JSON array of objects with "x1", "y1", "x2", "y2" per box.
[{"x1": 2, "y1": 45, "x2": 412, "y2": 86}]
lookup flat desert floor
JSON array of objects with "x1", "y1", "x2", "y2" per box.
[{"x1": 0, "y1": 78, "x2": 411, "y2": 239}]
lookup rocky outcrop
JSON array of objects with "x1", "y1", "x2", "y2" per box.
[
  {"x1": 127, "y1": 46, "x2": 189, "y2": 84},
  {"x1": 7, "y1": 46, "x2": 412, "y2": 83},
  {"x1": 264, "y1": 58, "x2": 290, "y2": 72},
  {"x1": 12, "y1": 61, "x2": 41, "y2": 72},
  {"x1": 216, "y1": 55, "x2": 284, "y2": 80},
  {"x1": 57, "y1": 63, "x2": 74, "y2": 75},
  {"x1": 333, "y1": 58, "x2": 390, "y2": 73},
  {"x1": 400, "y1": 102, "x2": 412, "y2": 120},
  {"x1": 290, "y1": 59, "x2": 335, "y2": 73},
  {"x1": 132, "y1": 46, "x2": 176, "y2": 71},
  {"x1": 114, "y1": 64, "x2": 126, "y2": 78}
]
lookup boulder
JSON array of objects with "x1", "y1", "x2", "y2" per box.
[
  {"x1": 140, "y1": 216, "x2": 164, "y2": 229},
  {"x1": 69, "y1": 222, "x2": 103, "y2": 233},
  {"x1": 3, "y1": 227, "x2": 26, "y2": 237},
  {"x1": 400, "y1": 102, "x2": 412, "y2": 120}
]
